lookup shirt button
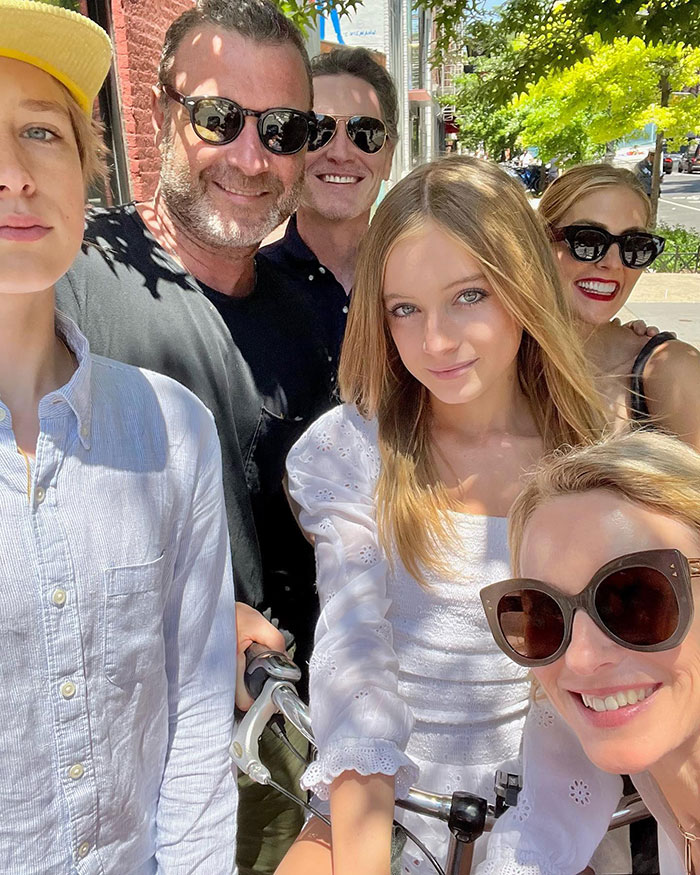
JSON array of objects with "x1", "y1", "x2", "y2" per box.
[
  {"x1": 0, "y1": 409, "x2": 6, "y2": 422},
  {"x1": 35, "y1": 486, "x2": 46, "y2": 504},
  {"x1": 327, "y1": 355, "x2": 332, "y2": 362},
  {"x1": 68, "y1": 763, "x2": 85, "y2": 780},
  {"x1": 60, "y1": 681, "x2": 76, "y2": 700},
  {"x1": 80, "y1": 425, "x2": 89, "y2": 439},
  {"x1": 318, "y1": 266, "x2": 326, "y2": 274},
  {"x1": 51, "y1": 588, "x2": 67, "y2": 607},
  {"x1": 308, "y1": 274, "x2": 314, "y2": 281},
  {"x1": 76, "y1": 841, "x2": 90, "y2": 859},
  {"x1": 342, "y1": 305, "x2": 349, "y2": 314}
]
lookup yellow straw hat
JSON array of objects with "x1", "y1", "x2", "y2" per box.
[{"x1": 0, "y1": 0, "x2": 112, "y2": 114}]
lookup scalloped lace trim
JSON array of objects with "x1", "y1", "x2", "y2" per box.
[
  {"x1": 301, "y1": 738, "x2": 420, "y2": 801},
  {"x1": 476, "y1": 846, "x2": 563, "y2": 875}
]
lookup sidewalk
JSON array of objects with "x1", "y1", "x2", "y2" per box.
[{"x1": 617, "y1": 272, "x2": 700, "y2": 349}]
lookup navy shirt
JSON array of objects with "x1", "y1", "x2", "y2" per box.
[
  {"x1": 56, "y1": 204, "x2": 333, "y2": 680},
  {"x1": 260, "y1": 214, "x2": 349, "y2": 375}
]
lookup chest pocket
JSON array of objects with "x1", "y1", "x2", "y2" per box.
[{"x1": 104, "y1": 552, "x2": 166, "y2": 687}]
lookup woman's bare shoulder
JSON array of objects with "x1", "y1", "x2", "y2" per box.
[
  {"x1": 643, "y1": 339, "x2": 700, "y2": 449},
  {"x1": 644, "y1": 337, "x2": 700, "y2": 389},
  {"x1": 595, "y1": 322, "x2": 651, "y2": 373}
]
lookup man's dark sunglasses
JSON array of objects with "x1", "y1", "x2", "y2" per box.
[
  {"x1": 481, "y1": 549, "x2": 698, "y2": 667},
  {"x1": 551, "y1": 224, "x2": 666, "y2": 269},
  {"x1": 160, "y1": 83, "x2": 316, "y2": 155},
  {"x1": 308, "y1": 113, "x2": 388, "y2": 155}
]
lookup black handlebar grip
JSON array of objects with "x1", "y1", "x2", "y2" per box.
[
  {"x1": 244, "y1": 642, "x2": 275, "y2": 701},
  {"x1": 448, "y1": 792, "x2": 488, "y2": 845}
]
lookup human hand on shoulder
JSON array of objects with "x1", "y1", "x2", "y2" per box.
[{"x1": 613, "y1": 317, "x2": 676, "y2": 339}]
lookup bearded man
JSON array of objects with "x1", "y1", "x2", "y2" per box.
[{"x1": 56, "y1": 2, "x2": 332, "y2": 871}]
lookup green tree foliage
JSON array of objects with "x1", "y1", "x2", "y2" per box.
[
  {"x1": 38, "y1": 0, "x2": 80, "y2": 9},
  {"x1": 443, "y1": 70, "x2": 524, "y2": 158},
  {"x1": 445, "y1": 0, "x2": 700, "y2": 218},
  {"x1": 273, "y1": 0, "x2": 362, "y2": 35},
  {"x1": 515, "y1": 36, "x2": 700, "y2": 163}
]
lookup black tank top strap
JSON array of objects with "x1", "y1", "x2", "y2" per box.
[{"x1": 629, "y1": 331, "x2": 676, "y2": 422}]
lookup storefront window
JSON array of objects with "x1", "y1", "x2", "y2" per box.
[{"x1": 84, "y1": 0, "x2": 130, "y2": 205}]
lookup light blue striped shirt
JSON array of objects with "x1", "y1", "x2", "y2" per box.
[{"x1": 0, "y1": 314, "x2": 238, "y2": 874}]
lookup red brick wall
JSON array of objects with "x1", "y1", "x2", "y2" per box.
[{"x1": 111, "y1": 0, "x2": 194, "y2": 200}]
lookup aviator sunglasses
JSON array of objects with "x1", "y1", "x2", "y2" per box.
[
  {"x1": 480, "y1": 549, "x2": 698, "y2": 667},
  {"x1": 551, "y1": 224, "x2": 666, "y2": 269},
  {"x1": 160, "y1": 83, "x2": 316, "y2": 155},
  {"x1": 308, "y1": 113, "x2": 388, "y2": 154}
]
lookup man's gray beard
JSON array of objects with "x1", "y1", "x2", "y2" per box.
[{"x1": 159, "y1": 141, "x2": 304, "y2": 250}]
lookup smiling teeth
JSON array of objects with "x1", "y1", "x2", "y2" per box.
[
  {"x1": 577, "y1": 280, "x2": 618, "y2": 296},
  {"x1": 581, "y1": 687, "x2": 655, "y2": 711},
  {"x1": 321, "y1": 175, "x2": 358, "y2": 184}
]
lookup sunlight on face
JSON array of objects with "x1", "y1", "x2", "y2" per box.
[
  {"x1": 521, "y1": 490, "x2": 700, "y2": 776},
  {"x1": 301, "y1": 73, "x2": 394, "y2": 222},
  {"x1": 157, "y1": 27, "x2": 310, "y2": 248},
  {"x1": 0, "y1": 58, "x2": 85, "y2": 295},
  {"x1": 553, "y1": 186, "x2": 649, "y2": 327},
  {"x1": 383, "y1": 220, "x2": 522, "y2": 408}
]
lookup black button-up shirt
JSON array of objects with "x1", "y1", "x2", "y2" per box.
[{"x1": 260, "y1": 214, "x2": 349, "y2": 374}]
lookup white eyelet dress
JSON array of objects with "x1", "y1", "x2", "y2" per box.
[
  {"x1": 287, "y1": 404, "x2": 644, "y2": 875},
  {"x1": 286, "y1": 404, "x2": 534, "y2": 871}
]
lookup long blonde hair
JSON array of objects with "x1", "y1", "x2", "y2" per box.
[
  {"x1": 539, "y1": 163, "x2": 652, "y2": 230},
  {"x1": 339, "y1": 156, "x2": 607, "y2": 582},
  {"x1": 509, "y1": 430, "x2": 700, "y2": 574}
]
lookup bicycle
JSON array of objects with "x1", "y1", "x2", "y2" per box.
[{"x1": 231, "y1": 645, "x2": 650, "y2": 875}]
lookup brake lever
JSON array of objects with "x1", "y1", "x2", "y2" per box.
[{"x1": 231, "y1": 677, "x2": 300, "y2": 784}]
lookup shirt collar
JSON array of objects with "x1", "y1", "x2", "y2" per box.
[
  {"x1": 280, "y1": 214, "x2": 320, "y2": 266},
  {"x1": 44, "y1": 311, "x2": 93, "y2": 449}
]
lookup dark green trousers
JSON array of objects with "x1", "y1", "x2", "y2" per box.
[{"x1": 236, "y1": 722, "x2": 308, "y2": 875}]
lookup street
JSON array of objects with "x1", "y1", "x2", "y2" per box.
[{"x1": 657, "y1": 168, "x2": 700, "y2": 231}]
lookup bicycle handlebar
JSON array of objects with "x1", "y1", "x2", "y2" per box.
[{"x1": 231, "y1": 648, "x2": 648, "y2": 836}]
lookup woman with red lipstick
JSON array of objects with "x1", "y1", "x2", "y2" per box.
[
  {"x1": 278, "y1": 156, "x2": 620, "y2": 875},
  {"x1": 480, "y1": 430, "x2": 700, "y2": 875},
  {"x1": 540, "y1": 164, "x2": 700, "y2": 448}
]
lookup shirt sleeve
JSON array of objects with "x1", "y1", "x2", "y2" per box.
[
  {"x1": 475, "y1": 698, "x2": 623, "y2": 875},
  {"x1": 286, "y1": 405, "x2": 419, "y2": 801},
  {"x1": 155, "y1": 409, "x2": 238, "y2": 874}
]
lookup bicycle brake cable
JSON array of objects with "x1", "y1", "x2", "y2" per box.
[
  {"x1": 268, "y1": 716, "x2": 308, "y2": 765},
  {"x1": 267, "y1": 777, "x2": 446, "y2": 875},
  {"x1": 266, "y1": 778, "x2": 331, "y2": 827}
]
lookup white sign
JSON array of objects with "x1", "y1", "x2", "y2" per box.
[{"x1": 319, "y1": 0, "x2": 387, "y2": 56}]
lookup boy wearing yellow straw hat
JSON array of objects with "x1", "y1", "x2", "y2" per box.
[{"x1": 0, "y1": 2, "x2": 238, "y2": 870}]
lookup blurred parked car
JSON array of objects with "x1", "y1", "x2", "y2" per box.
[{"x1": 679, "y1": 143, "x2": 700, "y2": 172}]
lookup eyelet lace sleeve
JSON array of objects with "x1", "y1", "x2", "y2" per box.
[
  {"x1": 475, "y1": 699, "x2": 623, "y2": 875},
  {"x1": 286, "y1": 404, "x2": 419, "y2": 801}
]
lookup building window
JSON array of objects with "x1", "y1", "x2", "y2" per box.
[{"x1": 83, "y1": 0, "x2": 130, "y2": 205}]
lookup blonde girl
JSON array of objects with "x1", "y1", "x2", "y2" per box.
[{"x1": 277, "y1": 156, "x2": 611, "y2": 875}]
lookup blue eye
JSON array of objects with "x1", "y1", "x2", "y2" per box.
[
  {"x1": 23, "y1": 127, "x2": 58, "y2": 142},
  {"x1": 457, "y1": 288, "x2": 486, "y2": 305},
  {"x1": 389, "y1": 303, "x2": 417, "y2": 318}
]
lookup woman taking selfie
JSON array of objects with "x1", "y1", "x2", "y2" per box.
[
  {"x1": 277, "y1": 156, "x2": 613, "y2": 875},
  {"x1": 480, "y1": 430, "x2": 700, "y2": 874},
  {"x1": 0, "y1": 1, "x2": 237, "y2": 868},
  {"x1": 540, "y1": 164, "x2": 700, "y2": 446}
]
